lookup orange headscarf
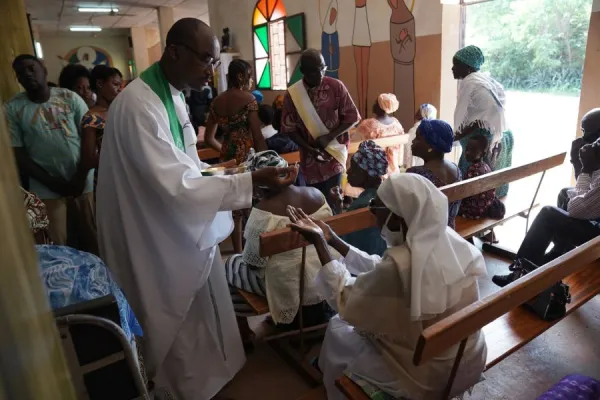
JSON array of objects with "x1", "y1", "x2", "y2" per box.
[{"x1": 377, "y1": 93, "x2": 400, "y2": 114}]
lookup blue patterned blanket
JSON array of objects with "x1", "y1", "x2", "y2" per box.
[{"x1": 37, "y1": 245, "x2": 143, "y2": 342}]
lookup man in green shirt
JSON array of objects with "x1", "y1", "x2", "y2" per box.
[{"x1": 5, "y1": 54, "x2": 98, "y2": 254}]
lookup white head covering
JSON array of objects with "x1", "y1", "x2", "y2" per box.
[
  {"x1": 377, "y1": 173, "x2": 487, "y2": 321},
  {"x1": 454, "y1": 71, "x2": 507, "y2": 153}
]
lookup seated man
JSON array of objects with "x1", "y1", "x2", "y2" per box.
[
  {"x1": 262, "y1": 105, "x2": 299, "y2": 154},
  {"x1": 558, "y1": 108, "x2": 600, "y2": 210},
  {"x1": 259, "y1": 104, "x2": 278, "y2": 141},
  {"x1": 493, "y1": 139, "x2": 600, "y2": 287},
  {"x1": 225, "y1": 152, "x2": 337, "y2": 336}
]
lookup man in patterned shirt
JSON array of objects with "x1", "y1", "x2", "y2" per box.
[
  {"x1": 6, "y1": 54, "x2": 97, "y2": 254},
  {"x1": 281, "y1": 49, "x2": 360, "y2": 205},
  {"x1": 493, "y1": 114, "x2": 600, "y2": 287}
]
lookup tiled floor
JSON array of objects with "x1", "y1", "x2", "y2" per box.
[{"x1": 218, "y1": 220, "x2": 600, "y2": 400}]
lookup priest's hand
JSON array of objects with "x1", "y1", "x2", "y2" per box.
[
  {"x1": 251, "y1": 165, "x2": 299, "y2": 188},
  {"x1": 213, "y1": 159, "x2": 237, "y2": 169}
]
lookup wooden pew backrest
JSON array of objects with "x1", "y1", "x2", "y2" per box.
[
  {"x1": 198, "y1": 135, "x2": 410, "y2": 163},
  {"x1": 443, "y1": 152, "x2": 565, "y2": 203},
  {"x1": 412, "y1": 236, "x2": 600, "y2": 366},
  {"x1": 259, "y1": 152, "x2": 566, "y2": 257},
  {"x1": 260, "y1": 208, "x2": 377, "y2": 257}
]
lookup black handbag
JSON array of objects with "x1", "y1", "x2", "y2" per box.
[{"x1": 506, "y1": 258, "x2": 571, "y2": 321}]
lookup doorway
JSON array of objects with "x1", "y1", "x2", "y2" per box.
[{"x1": 461, "y1": 0, "x2": 593, "y2": 206}]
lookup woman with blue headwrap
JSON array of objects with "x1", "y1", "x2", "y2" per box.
[
  {"x1": 452, "y1": 45, "x2": 513, "y2": 197},
  {"x1": 407, "y1": 119, "x2": 462, "y2": 229}
]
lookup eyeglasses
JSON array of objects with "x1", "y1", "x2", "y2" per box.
[
  {"x1": 368, "y1": 198, "x2": 388, "y2": 214},
  {"x1": 173, "y1": 43, "x2": 221, "y2": 71},
  {"x1": 303, "y1": 65, "x2": 328, "y2": 74}
]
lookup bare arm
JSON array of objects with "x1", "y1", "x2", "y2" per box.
[
  {"x1": 204, "y1": 112, "x2": 222, "y2": 152},
  {"x1": 248, "y1": 110, "x2": 268, "y2": 152},
  {"x1": 454, "y1": 123, "x2": 478, "y2": 142},
  {"x1": 80, "y1": 126, "x2": 99, "y2": 171},
  {"x1": 313, "y1": 235, "x2": 335, "y2": 266},
  {"x1": 14, "y1": 148, "x2": 69, "y2": 196},
  {"x1": 286, "y1": 129, "x2": 313, "y2": 153},
  {"x1": 325, "y1": 121, "x2": 356, "y2": 142}
]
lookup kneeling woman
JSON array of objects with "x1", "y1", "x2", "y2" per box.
[{"x1": 288, "y1": 174, "x2": 487, "y2": 400}]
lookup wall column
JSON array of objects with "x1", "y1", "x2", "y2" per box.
[
  {"x1": 158, "y1": 6, "x2": 176, "y2": 50},
  {"x1": 576, "y1": 1, "x2": 600, "y2": 138},
  {"x1": 131, "y1": 26, "x2": 150, "y2": 77},
  {"x1": 0, "y1": 0, "x2": 33, "y2": 103},
  {"x1": 439, "y1": 3, "x2": 461, "y2": 162}
]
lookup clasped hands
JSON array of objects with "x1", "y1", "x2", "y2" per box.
[{"x1": 579, "y1": 140, "x2": 600, "y2": 174}]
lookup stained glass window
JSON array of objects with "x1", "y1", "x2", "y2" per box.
[{"x1": 252, "y1": 0, "x2": 306, "y2": 90}]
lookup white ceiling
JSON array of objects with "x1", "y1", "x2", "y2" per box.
[{"x1": 27, "y1": 0, "x2": 210, "y2": 34}]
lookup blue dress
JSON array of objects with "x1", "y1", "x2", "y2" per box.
[
  {"x1": 406, "y1": 166, "x2": 462, "y2": 230},
  {"x1": 341, "y1": 188, "x2": 387, "y2": 257}
]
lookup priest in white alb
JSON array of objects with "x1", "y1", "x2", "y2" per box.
[{"x1": 96, "y1": 18, "x2": 298, "y2": 400}]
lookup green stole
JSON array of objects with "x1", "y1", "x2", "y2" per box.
[{"x1": 140, "y1": 62, "x2": 185, "y2": 151}]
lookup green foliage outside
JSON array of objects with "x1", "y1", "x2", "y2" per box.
[{"x1": 465, "y1": 0, "x2": 593, "y2": 94}]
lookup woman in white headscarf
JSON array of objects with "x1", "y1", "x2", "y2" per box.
[
  {"x1": 452, "y1": 45, "x2": 513, "y2": 197},
  {"x1": 287, "y1": 173, "x2": 488, "y2": 400}
]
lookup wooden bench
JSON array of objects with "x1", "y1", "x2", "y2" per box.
[
  {"x1": 231, "y1": 135, "x2": 413, "y2": 316},
  {"x1": 197, "y1": 135, "x2": 409, "y2": 164},
  {"x1": 335, "y1": 237, "x2": 600, "y2": 400},
  {"x1": 247, "y1": 153, "x2": 566, "y2": 323},
  {"x1": 259, "y1": 152, "x2": 566, "y2": 258}
]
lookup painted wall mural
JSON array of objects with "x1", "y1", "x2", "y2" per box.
[
  {"x1": 319, "y1": 0, "x2": 340, "y2": 79},
  {"x1": 315, "y1": 0, "x2": 417, "y2": 126},
  {"x1": 353, "y1": 0, "x2": 372, "y2": 118},
  {"x1": 59, "y1": 46, "x2": 113, "y2": 69},
  {"x1": 389, "y1": 0, "x2": 415, "y2": 128}
]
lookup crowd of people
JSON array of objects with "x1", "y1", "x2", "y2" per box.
[{"x1": 7, "y1": 16, "x2": 600, "y2": 400}]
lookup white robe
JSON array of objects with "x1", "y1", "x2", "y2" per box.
[
  {"x1": 315, "y1": 246, "x2": 486, "y2": 400},
  {"x1": 97, "y1": 78, "x2": 251, "y2": 399}
]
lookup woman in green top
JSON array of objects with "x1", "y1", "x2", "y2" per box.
[{"x1": 330, "y1": 140, "x2": 388, "y2": 256}]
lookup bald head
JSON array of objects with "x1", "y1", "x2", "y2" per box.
[
  {"x1": 166, "y1": 18, "x2": 215, "y2": 47},
  {"x1": 300, "y1": 49, "x2": 324, "y2": 68},
  {"x1": 162, "y1": 18, "x2": 219, "y2": 91},
  {"x1": 582, "y1": 108, "x2": 600, "y2": 142},
  {"x1": 300, "y1": 49, "x2": 327, "y2": 88}
]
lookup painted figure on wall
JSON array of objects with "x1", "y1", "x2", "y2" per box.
[
  {"x1": 353, "y1": 0, "x2": 371, "y2": 118},
  {"x1": 59, "y1": 46, "x2": 112, "y2": 70},
  {"x1": 320, "y1": 0, "x2": 340, "y2": 79},
  {"x1": 389, "y1": 0, "x2": 415, "y2": 129}
]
